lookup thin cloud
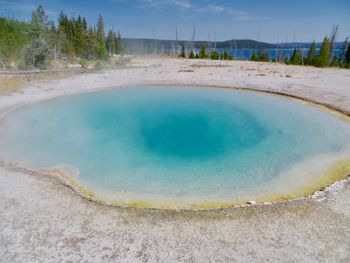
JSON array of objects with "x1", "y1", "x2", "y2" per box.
[
  {"x1": 0, "y1": 0, "x2": 35, "y2": 11},
  {"x1": 197, "y1": 4, "x2": 269, "y2": 21},
  {"x1": 138, "y1": 0, "x2": 191, "y2": 9},
  {"x1": 0, "y1": 1, "x2": 56, "y2": 16},
  {"x1": 197, "y1": 5, "x2": 225, "y2": 14}
]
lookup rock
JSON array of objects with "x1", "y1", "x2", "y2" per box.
[{"x1": 247, "y1": 200, "x2": 256, "y2": 205}]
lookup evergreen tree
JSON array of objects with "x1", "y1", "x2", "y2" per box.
[
  {"x1": 58, "y1": 11, "x2": 75, "y2": 58},
  {"x1": 23, "y1": 5, "x2": 51, "y2": 68},
  {"x1": 86, "y1": 26, "x2": 99, "y2": 59},
  {"x1": 189, "y1": 49, "x2": 195, "y2": 59},
  {"x1": 210, "y1": 51, "x2": 219, "y2": 60},
  {"x1": 199, "y1": 44, "x2": 207, "y2": 59},
  {"x1": 97, "y1": 14, "x2": 105, "y2": 40},
  {"x1": 30, "y1": 5, "x2": 48, "y2": 39},
  {"x1": 223, "y1": 51, "x2": 229, "y2": 60},
  {"x1": 250, "y1": 50, "x2": 257, "y2": 61},
  {"x1": 220, "y1": 51, "x2": 228, "y2": 60},
  {"x1": 330, "y1": 57, "x2": 341, "y2": 67},
  {"x1": 306, "y1": 41, "x2": 317, "y2": 65},
  {"x1": 345, "y1": 42, "x2": 350, "y2": 69},
  {"x1": 290, "y1": 48, "x2": 303, "y2": 65},
  {"x1": 73, "y1": 16, "x2": 87, "y2": 57},
  {"x1": 106, "y1": 30, "x2": 115, "y2": 55},
  {"x1": 315, "y1": 36, "x2": 331, "y2": 67},
  {"x1": 180, "y1": 44, "x2": 186, "y2": 58},
  {"x1": 47, "y1": 21, "x2": 58, "y2": 59},
  {"x1": 82, "y1": 17, "x2": 88, "y2": 33},
  {"x1": 96, "y1": 14, "x2": 108, "y2": 59},
  {"x1": 115, "y1": 31, "x2": 122, "y2": 54}
]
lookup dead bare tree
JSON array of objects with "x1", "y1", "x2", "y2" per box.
[
  {"x1": 330, "y1": 25, "x2": 339, "y2": 63},
  {"x1": 0, "y1": 52, "x2": 7, "y2": 71}
]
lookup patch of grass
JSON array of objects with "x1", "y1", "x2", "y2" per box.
[
  {"x1": 0, "y1": 76, "x2": 26, "y2": 94},
  {"x1": 0, "y1": 72, "x2": 73, "y2": 95}
]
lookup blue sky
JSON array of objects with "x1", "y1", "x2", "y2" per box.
[{"x1": 1, "y1": 0, "x2": 349, "y2": 42}]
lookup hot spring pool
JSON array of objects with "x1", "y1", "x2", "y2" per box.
[{"x1": 1, "y1": 87, "x2": 350, "y2": 209}]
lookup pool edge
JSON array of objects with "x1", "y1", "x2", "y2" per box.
[{"x1": 1, "y1": 85, "x2": 350, "y2": 211}]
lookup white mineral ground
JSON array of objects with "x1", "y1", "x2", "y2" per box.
[{"x1": 1, "y1": 57, "x2": 350, "y2": 262}]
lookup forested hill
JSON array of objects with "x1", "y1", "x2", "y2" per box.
[
  {"x1": 122, "y1": 38, "x2": 275, "y2": 53},
  {"x1": 0, "y1": 7, "x2": 122, "y2": 69}
]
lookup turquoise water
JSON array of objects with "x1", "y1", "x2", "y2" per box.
[{"x1": 1, "y1": 87, "x2": 350, "y2": 205}]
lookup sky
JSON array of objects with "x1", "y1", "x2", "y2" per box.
[{"x1": 1, "y1": 0, "x2": 350, "y2": 43}]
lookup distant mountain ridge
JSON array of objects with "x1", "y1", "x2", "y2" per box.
[
  {"x1": 122, "y1": 38, "x2": 347, "y2": 54},
  {"x1": 122, "y1": 38, "x2": 275, "y2": 53}
]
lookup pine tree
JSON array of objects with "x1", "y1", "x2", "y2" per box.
[
  {"x1": 199, "y1": 43, "x2": 207, "y2": 59},
  {"x1": 23, "y1": 5, "x2": 51, "y2": 68},
  {"x1": 82, "y1": 17, "x2": 88, "y2": 33},
  {"x1": 58, "y1": 11, "x2": 75, "y2": 59},
  {"x1": 250, "y1": 50, "x2": 257, "y2": 61},
  {"x1": 47, "y1": 21, "x2": 58, "y2": 59},
  {"x1": 290, "y1": 48, "x2": 303, "y2": 65},
  {"x1": 97, "y1": 14, "x2": 105, "y2": 40},
  {"x1": 106, "y1": 30, "x2": 115, "y2": 55},
  {"x1": 189, "y1": 49, "x2": 195, "y2": 59},
  {"x1": 221, "y1": 50, "x2": 228, "y2": 60},
  {"x1": 330, "y1": 57, "x2": 341, "y2": 67},
  {"x1": 210, "y1": 51, "x2": 219, "y2": 60},
  {"x1": 225, "y1": 51, "x2": 229, "y2": 60},
  {"x1": 30, "y1": 5, "x2": 48, "y2": 39},
  {"x1": 116, "y1": 31, "x2": 122, "y2": 54},
  {"x1": 180, "y1": 44, "x2": 186, "y2": 58},
  {"x1": 73, "y1": 16, "x2": 86, "y2": 58},
  {"x1": 345, "y1": 42, "x2": 350, "y2": 69},
  {"x1": 96, "y1": 14, "x2": 107, "y2": 59},
  {"x1": 306, "y1": 41, "x2": 317, "y2": 65},
  {"x1": 315, "y1": 36, "x2": 331, "y2": 67},
  {"x1": 86, "y1": 26, "x2": 98, "y2": 59}
]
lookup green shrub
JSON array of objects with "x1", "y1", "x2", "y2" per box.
[
  {"x1": 210, "y1": 51, "x2": 219, "y2": 60},
  {"x1": 20, "y1": 38, "x2": 50, "y2": 69}
]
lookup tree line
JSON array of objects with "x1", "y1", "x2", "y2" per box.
[
  {"x1": 177, "y1": 27, "x2": 350, "y2": 69},
  {"x1": 0, "y1": 6, "x2": 122, "y2": 70},
  {"x1": 179, "y1": 44, "x2": 235, "y2": 61},
  {"x1": 250, "y1": 27, "x2": 350, "y2": 69}
]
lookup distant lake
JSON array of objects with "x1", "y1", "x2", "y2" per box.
[
  {"x1": 218, "y1": 48, "x2": 343, "y2": 60},
  {"x1": 168, "y1": 48, "x2": 343, "y2": 61}
]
